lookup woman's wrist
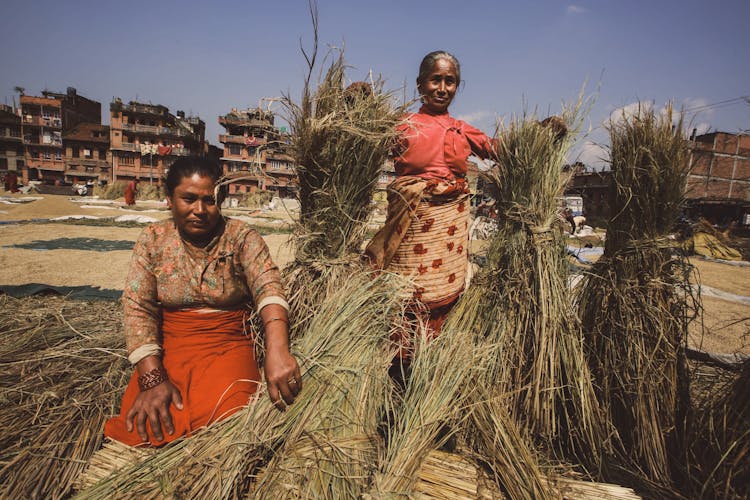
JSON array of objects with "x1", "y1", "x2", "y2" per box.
[{"x1": 138, "y1": 365, "x2": 168, "y2": 391}]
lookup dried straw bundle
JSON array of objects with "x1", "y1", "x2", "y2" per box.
[
  {"x1": 471, "y1": 100, "x2": 608, "y2": 467},
  {"x1": 684, "y1": 359, "x2": 750, "y2": 498},
  {"x1": 370, "y1": 325, "x2": 477, "y2": 496},
  {"x1": 576, "y1": 104, "x2": 694, "y2": 487},
  {"x1": 76, "y1": 272, "x2": 408, "y2": 498},
  {"x1": 282, "y1": 50, "x2": 405, "y2": 323},
  {"x1": 251, "y1": 272, "x2": 407, "y2": 499},
  {"x1": 0, "y1": 295, "x2": 129, "y2": 499}
]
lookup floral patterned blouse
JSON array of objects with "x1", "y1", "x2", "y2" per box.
[{"x1": 122, "y1": 217, "x2": 287, "y2": 364}]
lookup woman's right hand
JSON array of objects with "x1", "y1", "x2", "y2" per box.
[
  {"x1": 125, "y1": 380, "x2": 183, "y2": 443},
  {"x1": 125, "y1": 357, "x2": 183, "y2": 443}
]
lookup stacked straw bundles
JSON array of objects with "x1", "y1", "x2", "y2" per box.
[{"x1": 576, "y1": 103, "x2": 693, "y2": 487}]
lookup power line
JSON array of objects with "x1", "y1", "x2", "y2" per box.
[{"x1": 682, "y1": 95, "x2": 750, "y2": 114}]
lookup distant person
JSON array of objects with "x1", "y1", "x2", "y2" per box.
[
  {"x1": 104, "y1": 157, "x2": 301, "y2": 446},
  {"x1": 124, "y1": 179, "x2": 138, "y2": 206},
  {"x1": 3, "y1": 171, "x2": 19, "y2": 193}
]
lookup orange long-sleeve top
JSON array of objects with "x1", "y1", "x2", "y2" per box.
[{"x1": 393, "y1": 105, "x2": 495, "y2": 181}]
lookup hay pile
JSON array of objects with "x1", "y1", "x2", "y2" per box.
[
  {"x1": 685, "y1": 359, "x2": 750, "y2": 498},
  {"x1": 576, "y1": 104, "x2": 695, "y2": 488},
  {"x1": 0, "y1": 295, "x2": 128, "y2": 498}
]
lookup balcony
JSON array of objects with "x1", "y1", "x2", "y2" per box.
[
  {"x1": 171, "y1": 146, "x2": 189, "y2": 156},
  {"x1": 26, "y1": 159, "x2": 65, "y2": 171},
  {"x1": 0, "y1": 130, "x2": 22, "y2": 140},
  {"x1": 67, "y1": 158, "x2": 106, "y2": 167},
  {"x1": 112, "y1": 142, "x2": 139, "y2": 152},
  {"x1": 219, "y1": 134, "x2": 248, "y2": 145}
]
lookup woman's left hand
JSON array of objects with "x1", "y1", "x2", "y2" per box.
[{"x1": 264, "y1": 345, "x2": 302, "y2": 411}]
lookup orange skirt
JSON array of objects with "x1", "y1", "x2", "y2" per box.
[{"x1": 104, "y1": 308, "x2": 260, "y2": 447}]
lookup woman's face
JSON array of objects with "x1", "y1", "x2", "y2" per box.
[
  {"x1": 167, "y1": 173, "x2": 221, "y2": 246},
  {"x1": 418, "y1": 58, "x2": 458, "y2": 114}
]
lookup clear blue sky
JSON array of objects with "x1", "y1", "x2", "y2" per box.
[{"x1": 2, "y1": 0, "x2": 748, "y2": 167}]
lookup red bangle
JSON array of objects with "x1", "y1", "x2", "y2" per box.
[{"x1": 138, "y1": 366, "x2": 168, "y2": 391}]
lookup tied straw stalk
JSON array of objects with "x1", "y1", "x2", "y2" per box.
[
  {"x1": 456, "y1": 93, "x2": 609, "y2": 470},
  {"x1": 576, "y1": 103, "x2": 695, "y2": 489},
  {"x1": 281, "y1": 48, "x2": 406, "y2": 325}
]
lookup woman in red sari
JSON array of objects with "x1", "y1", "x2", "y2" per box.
[{"x1": 105, "y1": 156, "x2": 301, "y2": 446}]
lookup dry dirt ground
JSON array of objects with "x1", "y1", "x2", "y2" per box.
[{"x1": 1, "y1": 193, "x2": 748, "y2": 356}]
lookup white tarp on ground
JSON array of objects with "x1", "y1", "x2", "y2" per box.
[
  {"x1": 114, "y1": 215, "x2": 158, "y2": 224},
  {"x1": 0, "y1": 196, "x2": 42, "y2": 204},
  {"x1": 51, "y1": 215, "x2": 102, "y2": 221}
]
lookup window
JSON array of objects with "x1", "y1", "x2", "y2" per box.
[
  {"x1": 72, "y1": 147, "x2": 79, "y2": 158},
  {"x1": 83, "y1": 148, "x2": 92, "y2": 158},
  {"x1": 54, "y1": 152, "x2": 62, "y2": 161},
  {"x1": 228, "y1": 144, "x2": 241, "y2": 156},
  {"x1": 99, "y1": 149, "x2": 106, "y2": 160},
  {"x1": 119, "y1": 154, "x2": 135, "y2": 166},
  {"x1": 43, "y1": 151, "x2": 51, "y2": 160}
]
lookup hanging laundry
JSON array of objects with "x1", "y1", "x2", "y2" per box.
[{"x1": 158, "y1": 145, "x2": 173, "y2": 156}]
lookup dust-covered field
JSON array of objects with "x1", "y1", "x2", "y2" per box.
[{"x1": 1, "y1": 192, "x2": 748, "y2": 355}]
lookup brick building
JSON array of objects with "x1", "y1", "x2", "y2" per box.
[
  {"x1": 63, "y1": 123, "x2": 110, "y2": 185},
  {"x1": 218, "y1": 107, "x2": 297, "y2": 199},
  {"x1": 0, "y1": 104, "x2": 23, "y2": 176},
  {"x1": 20, "y1": 88, "x2": 101, "y2": 184},
  {"x1": 563, "y1": 162, "x2": 612, "y2": 220},
  {"x1": 685, "y1": 131, "x2": 750, "y2": 225},
  {"x1": 109, "y1": 98, "x2": 206, "y2": 185}
]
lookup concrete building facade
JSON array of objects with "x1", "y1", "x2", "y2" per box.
[
  {"x1": 109, "y1": 98, "x2": 206, "y2": 185},
  {"x1": 20, "y1": 88, "x2": 101, "y2": 184},
  {"x1": 63, "y1": 123, "x2": 110, "y2": 185},
  {"x1": 218, "y1": 107, "x2": 297, "y2": 199},
  {"x1": 0, "y1": 104, "x2": 24, "y2": 175}
]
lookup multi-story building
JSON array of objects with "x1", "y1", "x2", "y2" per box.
[
  {"x1": 218, "y1": 107, "x2": 297, "y2": 199},
  {"x1": 109, "y1": 98, "x2": 206, "y2": 185},
  {"x1": 63, "y1": 123, "x2": 110, "y2": 185},
  {"x1": 0, "y1": 104, "x2": 23, "y2": 176},
  {"x1": 686, "y1": 131, "x2": 750, "y2": 225},
  {"x1": 20, "y1": 87, "x2": 101, "y2": 184}
]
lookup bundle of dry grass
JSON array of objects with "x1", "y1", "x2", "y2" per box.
[
  {"x1": 370, "y1": 325, "x2": 478, "y2": 496},
  {"x1": 76, "y1": 271, "x2": 409, "y2": 498},
  {"x1": 458, "y1": 98, "x2": 608, "y2": 469},
  {"x1": 0, "y1": 295, "x2": 129, "y2": 499},
  {"x1": 576, "y1": 104, "x2": 694, "y2": 488},
  {"x1": 684, "y1": 359, "x2": 750, "y2": 498},
  {"x1": 281, "y1": 47, "x2": 406, "y2": 323}
]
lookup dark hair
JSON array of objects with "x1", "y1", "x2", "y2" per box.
[
  {"x1": 165, "y1": 156, "x2": 226, "y2": 203},
  {"x1": 416, "y1": 51, "x2": 461, "y2": 90}
]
